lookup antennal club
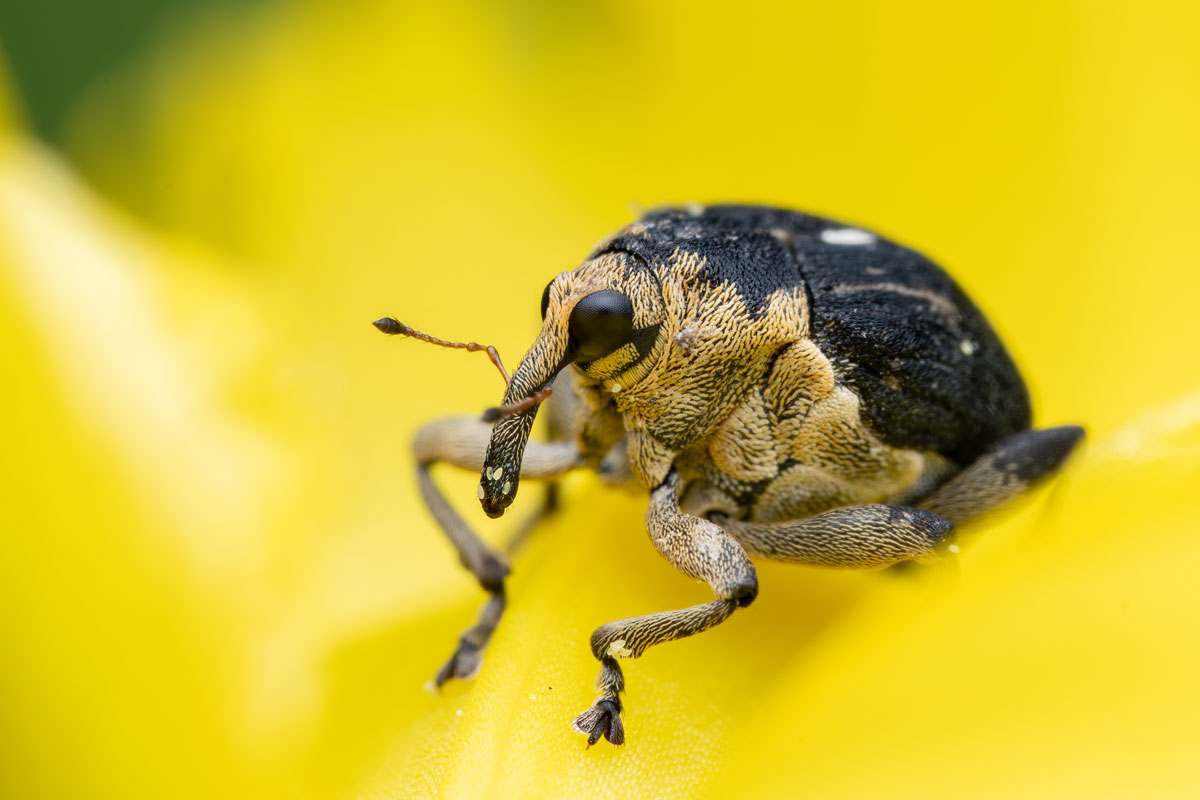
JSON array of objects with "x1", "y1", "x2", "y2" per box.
[{"x1": 373, "y1": 317, "x2": 510, "y2": 384}]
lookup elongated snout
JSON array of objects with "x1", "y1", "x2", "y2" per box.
[{"x1": 478, "y1": 327, "x2": 571, "y2": 517}]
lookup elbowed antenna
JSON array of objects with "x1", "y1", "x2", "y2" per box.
[
  {"x1": 372, "y1": 316, "x2": 511, "y2": 384},
  {"x1": 481, "y1": 387, "x2": 554, "y2": 423}
]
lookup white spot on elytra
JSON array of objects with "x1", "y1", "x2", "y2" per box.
[
  {"x1": 960, "y1": 340, "x2": 977, "y2": 356},
  {"x1": 948, "y1": 544, "x2": 961, "y2": 553},
  {"x1": 477, "y1": 484, "x2": 485, "y2": 500},
  {"x1": 488, "y1": 466, "x2": 503, "y2": 481},
  {"x1": 820, "y1": 228, "x2": 876, "y2": 246},
  {"x1": 501, "y1": 481, "x2": 511, "y2": 495}
]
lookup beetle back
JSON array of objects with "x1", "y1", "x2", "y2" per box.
[{"x1": 597, "y1": 205, "x2": 1031, "y2": 466}]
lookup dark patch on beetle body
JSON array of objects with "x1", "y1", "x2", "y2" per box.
[
  {"x1": 598, "y1": 211, "x2": 808, "y2": 319},
  {"x1": 792, "y1": 228, "x2": 1030, "y2": 464},
  {"x1": 596, "y1": 205, "x2": 1030, "y2": 467}
]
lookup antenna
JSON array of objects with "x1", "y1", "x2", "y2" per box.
[{"x1": 373, "y1": 317, "x2": 510, "y2": 384}]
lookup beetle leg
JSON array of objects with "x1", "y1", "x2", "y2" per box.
[
  {"x1": 413, "y1": 414, "x2": 584, "y2": 686},
  {"x1": 571, "y1": 470, "x2": 757, "y2": 746},
  {"x1": 917, "y1": 425, "x2": 1085, "y2": 527},
  {"x1": 413, "y1": 415, "x2": 583, "y2": 479},
  {"x1": 540, "y1": 367, "x2": 578, "y2": 442},
  {"x1": 716, "y1": 504, "x2": 955, "y2": 569}
]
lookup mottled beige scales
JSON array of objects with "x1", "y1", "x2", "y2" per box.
[{"x1": 379, "y1": 204, "x2": 1084, "y2": 748}]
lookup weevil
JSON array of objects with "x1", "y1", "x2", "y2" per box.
[{"x1": 375, "y1": 204, "x2": 1083, "y2": 747}]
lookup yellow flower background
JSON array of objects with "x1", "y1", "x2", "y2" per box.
[{"x1": 2, "y1": 1, "x2": 1199, "y2": 797}]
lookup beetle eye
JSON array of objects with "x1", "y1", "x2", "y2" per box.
[
  {"x1": 540, "y1": 280, "x2": 553, "y2": 320},
  {"x1": 568, "y1": 290, "x2": 634, "y2": 361}
]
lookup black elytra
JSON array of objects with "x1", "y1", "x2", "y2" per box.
[{"x1": 567, "y1": 290, "x2": 635, "y2": 362}]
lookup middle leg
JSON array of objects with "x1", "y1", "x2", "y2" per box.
[{"x1": 715, "y1": 503, "x2": 956, "y2": 569}]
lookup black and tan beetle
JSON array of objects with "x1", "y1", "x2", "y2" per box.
[{"x1": 374, "y1": 204, "x2": 1083, "y2": 747}]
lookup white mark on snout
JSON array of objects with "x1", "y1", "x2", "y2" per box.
[{"x1": 820, "y1": 228, "x2": 876, "y2": 246}]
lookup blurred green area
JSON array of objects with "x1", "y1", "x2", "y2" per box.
[{"x1": 0, "y1": 0, "x2": 263, "y2": 144}]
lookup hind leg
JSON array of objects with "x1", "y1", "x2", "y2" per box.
[
  {"x1": 919, "y1": 425, "x2": 1085, "y2": 527},
  {"x1": 414, "y1": 415, "x2": 583, "y2": 685}
]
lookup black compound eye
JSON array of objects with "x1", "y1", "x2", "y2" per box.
[
  {"x1": 540, "y1": 280, "x2": 553, "y2": 320},
  {"x1": 568, "y1": 290, "x2": 634, "y2": 361}
]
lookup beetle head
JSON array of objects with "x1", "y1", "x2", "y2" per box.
[{"x1": 478, "y1": 251, "x2": 664, "y2": 517}]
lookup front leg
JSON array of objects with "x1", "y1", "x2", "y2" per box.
[
  {"x1": 414, "y1": 415, "x2": 583, "y2": 686},
  {"x1": 572, "y1": 470, "x2": 757, "y2": 746}
]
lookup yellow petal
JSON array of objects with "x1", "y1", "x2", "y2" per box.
[
  {"x1": 3, "y1": 0, "x2": 1199, "y2": 797},
  {"x1": 357, "y1": 393, "x2": 1200, "y2": 798}
]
